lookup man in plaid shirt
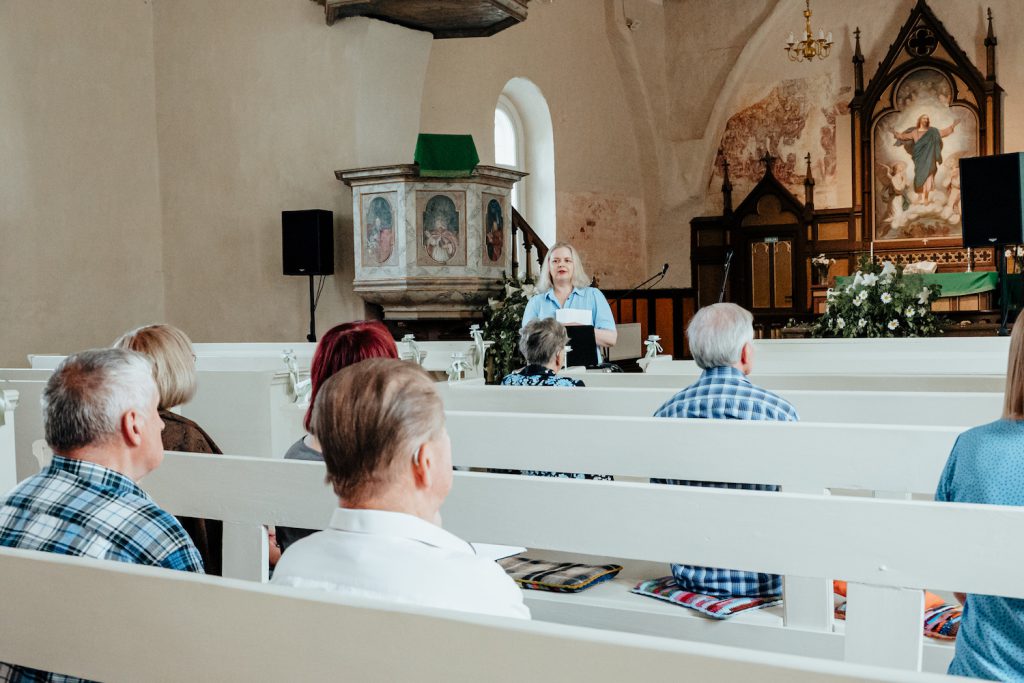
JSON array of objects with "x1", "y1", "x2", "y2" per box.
[
  {"x1": 653, "y1": 303, "x2": 798, "y2": 598},
  {"x1": 0, "y1": 348, "x2": 203, "y2": 682}
]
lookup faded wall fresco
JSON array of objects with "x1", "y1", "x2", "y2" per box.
[
  {"x1": 559, "y1": 191, "x2": 645, "y2": 289},
  {"x1": 710, "y1": 75, "x2": 850, "y2": 210}
]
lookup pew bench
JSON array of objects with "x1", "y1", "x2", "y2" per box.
[
  {"x1": 125, "y1": 454, "x2": 1024, "y2": 673},
  {"x1": 94, "y1": 403, "x2": 983, "y2": 675},
  {"x1": 0, "y1": 548, "x2": 950, "y2": 683},
  {"x1": 639, "y1": 354, "x2": 1006, "y2": 377}
]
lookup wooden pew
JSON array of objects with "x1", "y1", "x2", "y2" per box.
[
  {"x1": 0, "y1": 390, "x2": 17, "y2": 494},
  {"x1": 438, "y1": 385, "x2": 1003, "y2": 427},
  {"x1": 89, "y1": 450, "x2": 1023, "y2": 673},
  {"x1": 0, "y1": 549, "x2": 946, "y2": 683}
]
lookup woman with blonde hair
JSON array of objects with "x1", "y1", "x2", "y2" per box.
[
  {"x1": 113, "y1": 323, "x2": 226, "y2": 575},
  {"x1": 934, "y1": 318, "x2": 1024, "y2": 679},
  {"x1": 521, "y1": 241, "x2": 616, "y2": 365}
]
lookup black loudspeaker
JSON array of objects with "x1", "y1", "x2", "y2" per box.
[
  {"x1": 960, "y1": 153, "x2": 1024, "y2": 247},
  {"x1": 282, "y1": 209, "x2": 334, "y2": 275}
]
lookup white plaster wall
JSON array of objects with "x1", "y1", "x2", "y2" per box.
[
  {"x1": 153, "y1": 3, "x2": 431, "y2": 343},
  {"x1": 0, "y1": 0, "x2": 165, "y2": 366},
  {"x1": 420, "y1": 0, "x2": 648, "y2": 289}
]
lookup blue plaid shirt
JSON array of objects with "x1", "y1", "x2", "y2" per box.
[
  {"x1": 653, "y1": 366, "x2": 798, "y2": 598},
  {"x1": 0, "y1": 455, "x2": 203, "y2": 683}
]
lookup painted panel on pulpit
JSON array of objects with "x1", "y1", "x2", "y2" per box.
[
  {"x1": 482, "y1": 194, "x2": 505, "y2": 264},
  {"x1": 872, "y1": 68, "x2": 977, "y2": 243},
  {"x1": 362, "y1": 193, "x2": 398, "y2": 266},
  {"x1": 416, "y1": 191, "x2": 466, "y2": 267}
]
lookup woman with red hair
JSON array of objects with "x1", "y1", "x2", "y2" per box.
[{"x1": 275, "y1": 320, "x2": 399, "y2": 553}]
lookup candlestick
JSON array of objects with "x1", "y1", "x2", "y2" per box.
[{"x1": 869, "y1": 242, "x2": 874, "y2": 263}]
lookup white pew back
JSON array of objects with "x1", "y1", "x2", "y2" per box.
[
  {"x1": 438, "y1": 385, "x2": 1002, "y2": 426},
  {"x1": 578, "y1": 372, "x2": 1005, "y2": 392},
  {"x1": 641, "y1": 355, "x2": 1006, "y2": 377},
  {"x1": 121, "y1": 452, "x2": 1020, "y2": 672},
  {"x1": 0, "y1": 391, "x2": 17, "y2": 494},
  {"x1": 0, "y1": 549, "x2": 943, "y2": 683}
]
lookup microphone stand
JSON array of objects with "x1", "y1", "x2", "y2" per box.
[
  {"x1": 718, "y1": 249, "x2": 734, "y2": 304},
  {"x1": 608, "y1": 264, "x2": 669, "y2": 306}
]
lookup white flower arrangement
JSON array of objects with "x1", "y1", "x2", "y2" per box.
[
  {"x1": 811, "y1": 257, "x2": 943, "y2": 338},
  {"x1": 811, "y1": 253, "x2": 836, "y2": 268}
]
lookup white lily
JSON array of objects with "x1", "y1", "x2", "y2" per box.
[
  {"x1": 521, "y1": 284, "x2": 537, "y2": 297},
  {"x1": 858, "y1": 319, "x2": 867, "y2": 329},
  {"x1": 836, "y1": 317, "x2": 846, "y2": 329},
  {"x1": 504, "y1": 283, "x2": 520, "y2": 298},
  {"x1": 880, "y1": 261, "x2": 897, "y2": 280},
  {"x1": 487, "y1": 298, "x2": 502, "y2": 310},
  {"x1": 861, "y1": 273, "x2": 879, "y2": 287},
  {"x1": 917, "y1": 287, "x2": 931, "y2": 305}
]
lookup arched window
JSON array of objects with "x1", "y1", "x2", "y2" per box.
[
  {"x1": 494, "y1": 95, "x2": 525, "y2": 210},
  {"x1": 494, "y1": 79, "x2": 555, "y2": 252}
]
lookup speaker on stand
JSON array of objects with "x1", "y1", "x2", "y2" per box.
[
  {"x1": 282, "y1": 209, "x2": 334, "y2": 342},
  {"x1": 960, "y1": 153, "x2": 1024, "y2": 336}
]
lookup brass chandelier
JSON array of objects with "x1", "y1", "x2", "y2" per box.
[{"x1": 784, "y1": 0, "x2": 833, "y2": 62}]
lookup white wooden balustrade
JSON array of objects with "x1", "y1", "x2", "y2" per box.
[{"x1": 0, "y1": 549, "x2": 947, "y2": 683}]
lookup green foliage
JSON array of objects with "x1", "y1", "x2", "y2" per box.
[
  {"x1": 811, "y1": 257, "x2": 945, "y2": 338},
  {"x1": 481, "y1": 275, "x2": 535, "y2": 382}
]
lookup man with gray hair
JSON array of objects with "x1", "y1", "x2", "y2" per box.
[
  {"x1": 0, "y1": 349, "x2": 203, "y2": 679},
  {"x1": 652, "y1": 303, "x2": 797, "y2": 599}
]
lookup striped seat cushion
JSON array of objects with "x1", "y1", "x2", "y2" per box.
[{"x1": 632, "y1": 576, "x2": 782, "y2": 619}]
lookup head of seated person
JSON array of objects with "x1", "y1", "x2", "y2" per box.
[
  {"x1": 275, "y1": 321, "x2": 400, "y2": 554},
  {"x1": 271, "y1": 358, "x2": 529, "y2": 619},
  {"x1": 501, "y1": 318, "x2": 583, "y2": 387},
  {"x1": 688, "y1": 302, "x2": 755, "y2": 375},
  {"x1": 301, "y1": 320, "x2": 400, "y2": 452},
  {"x1": 113, "y1": 324, "x2": 213, "y2": 446},
  {"x1": 114, "y1": 324, "x2": 227, "y2": 573}
]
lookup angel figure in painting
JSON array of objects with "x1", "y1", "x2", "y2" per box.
[
  {"x1": 891, "y1": 114, "x2": 961, "y2": 203},
  {"x1": 877, "y1": 160, "x2": 910, "y2": 227}
]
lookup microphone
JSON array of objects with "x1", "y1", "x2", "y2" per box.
[{"x1": 609, "y1": 264, "x2": 670, "y2": 305}]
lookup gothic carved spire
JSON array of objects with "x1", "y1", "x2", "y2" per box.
[
  {"x1": 803, "y1": 153, "x2": 815, "y2": 211},
  {"x1": 985, "y1": 8, "x2": 997, "y2": 81},
  {"x1": 853, "y1": 27, "x2": 865, "y2": 95},
  {"x1": 719, "y1": 148, "x2": 733, "y2": 216}
]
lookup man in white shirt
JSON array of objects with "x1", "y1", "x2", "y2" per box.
[{"x1": 272, "y1": 357, "x2": 529, "y2": 620}]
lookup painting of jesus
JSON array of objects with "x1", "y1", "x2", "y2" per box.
[{"x1": 872, "y1": 68, "x2": 977, "y2": 243}]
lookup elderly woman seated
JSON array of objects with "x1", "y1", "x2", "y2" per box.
[{"x1": 501, "y1": 318, "x2": 585, "y2": 387}]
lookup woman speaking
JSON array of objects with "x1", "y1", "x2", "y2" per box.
[{"x1": 521, "y1": 242, "x2": 616, "y2": 365}]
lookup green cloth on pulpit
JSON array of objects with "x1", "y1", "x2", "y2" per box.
[
  {"x1": 414, "y1": 134, "x2": 479, "y2": 177},
  {"x1": 835, "y1": 272, "x2": 999, "y2": 298}
]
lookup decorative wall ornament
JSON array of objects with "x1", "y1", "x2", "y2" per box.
[
  {"x1": 482, "y1": 193, "x2": 505, "y2": 264},
  {"x1": 361, "y1": 192, "x2": 398, "y2": 266},
  {"x1": 784, "y1": 0, "x2": 833, "y2": 63}
]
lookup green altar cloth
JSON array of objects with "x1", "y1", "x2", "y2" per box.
[
  {"x1": 413, "y1": 134, "x2": 479, "y2": 177},
  {"x1": 835, "y1": 272, "x2": 998, "y2": 297}
]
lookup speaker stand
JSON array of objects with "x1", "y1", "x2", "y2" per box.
[
  {"x1": 307, "y1": 274, "x2": 317, "y2": 343},
  {"x1": 998, "y1": 245, "x2": 1011, "y2": 337}
]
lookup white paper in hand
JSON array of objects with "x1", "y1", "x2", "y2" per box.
[{"x1": 555, "y1": 308, "x2": 592, "y2": 326}]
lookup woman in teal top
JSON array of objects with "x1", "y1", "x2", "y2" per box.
[
  {"x1": 521, "y1": 241, "x2": 616, "y2": 364},
  {"x1": 936, "y1": 320, "x2": 1024, "y2": 680}
]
